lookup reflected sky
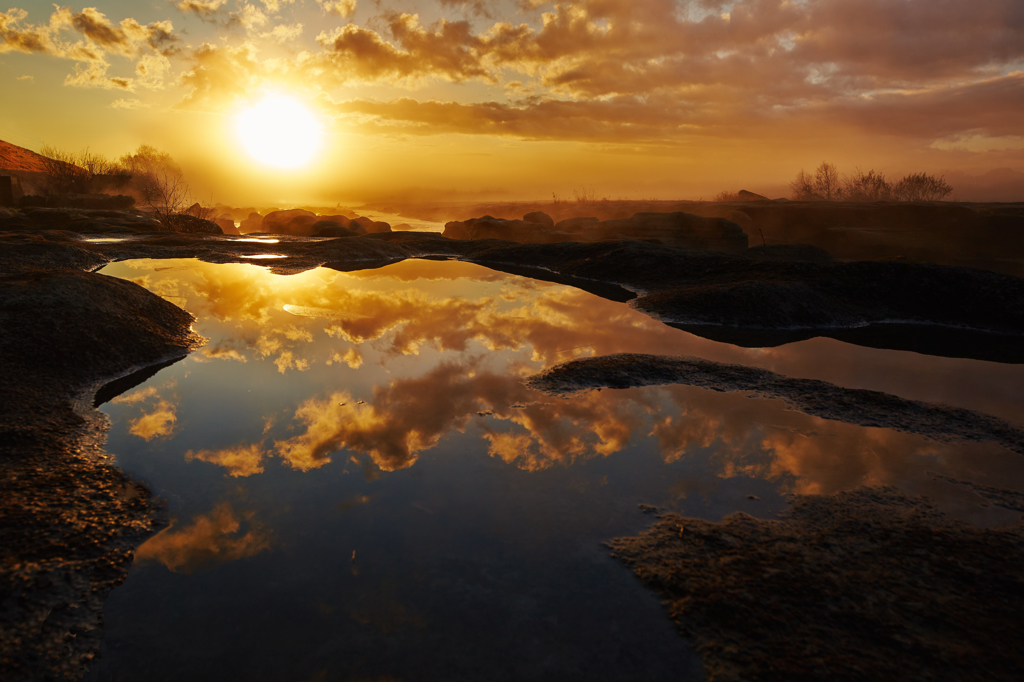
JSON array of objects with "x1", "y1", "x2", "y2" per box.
[{"x1": 91, "y1": 258, "x2": 1024, "y2": 681}]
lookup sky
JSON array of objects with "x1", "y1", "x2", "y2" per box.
[{"x1": 1, "y1": 0, "x2": 1023, "y2": 206}]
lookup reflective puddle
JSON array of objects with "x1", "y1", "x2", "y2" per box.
[{"x1": 89, "y1": 258, "x2": 1024, "y2": 681}]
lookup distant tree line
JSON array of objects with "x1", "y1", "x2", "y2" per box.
[
  {"x1": 790, "y1": 162, "x2": 953, "y2": 202},
  {"x1": 37, "y1": 144, "x2": 209, "y2": 226}
]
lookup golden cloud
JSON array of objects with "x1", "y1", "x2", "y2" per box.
[
  {"x1": 135, "y1": 502, "x2": 270, "y2": 573},
  {"x1": 185, "y1": 443, "x2": 266, "y2": 477},
  {"x1": 112, "y1": 385, "x2": 159, "y2": 405},
  {"x1": 128, "y1": 399, "x2": 178, "y2": 440}
]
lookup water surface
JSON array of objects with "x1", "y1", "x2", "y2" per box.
[{"x1": 89, "y1": 258, "x2": 1024, "y2": 680}]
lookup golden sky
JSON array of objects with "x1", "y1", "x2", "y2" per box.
[{"x1": 2, "y1": 1, "x2": 1023, "y2": 205}]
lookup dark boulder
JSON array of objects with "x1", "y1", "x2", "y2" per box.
[
  {"x1": 166, "y1": 214, "x2": 223, "y2": 234},
  {"x1": 262, "y1": 209, "x2": 318, "y2": 236},
  {"x1": 592, "y1": 212, "x2": 748, "y2": 252},
  {"x1": 554, "y1": 216, "x2": 599, "y2": 233},
  {"x1": 312, "y1": 221, "x2": 360, "y2": 238},
  {"x1": 738, "y1": 189, "x2": 770, "y2": 201},
  {"x1": 351, "y1": 216, "x2": 392, "y2": 234},
  {"x1": 239, "y1": 212, "x2": 263, "y2": 233},
  {"x1": 523, "y1": 211, "x2": 555, "y2": 227}
]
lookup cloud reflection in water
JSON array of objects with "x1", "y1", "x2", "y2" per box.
[{"x1": 102, "y1": 258, "x2": 1024, "y2": 497}]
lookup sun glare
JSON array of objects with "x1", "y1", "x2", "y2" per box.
[{"x1": 236, "y1": 95, "x2": 321, "y2": 169}]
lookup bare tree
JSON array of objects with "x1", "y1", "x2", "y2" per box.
[
  {"x1": 790, "y1": 169, "x2": 816, "y2": 200},
  {"x1": 813, "y1": 161, "x2": 841, "y2": 200},
  {"x1": 138, "y1": 169, "x2": 192, "y2": 227}
]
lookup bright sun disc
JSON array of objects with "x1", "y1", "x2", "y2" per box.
[{"x1": 237, "y1": 95, "x2": 321, "y2": 168}]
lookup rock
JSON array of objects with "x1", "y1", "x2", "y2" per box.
[
  {"x1": 443, "y1": 216, "x2": 568, "y2": 243},
  {"x1": 215, "y1": 218, "x2": 239, "y2": 235},
  {"x1": 312, "y1": 221, "x2": 360, "y2": 238},
  {"x1": 523, "y1": 211, "x2": 554, "y2": 227},
  {"x1": 737, "y1": 189, "x2": 769, "y2": 201},
  {"x1": 593, "y1": 212, "x2": 748, "y2": 253},
  {"x1": 554, "y1": 216, "x2": 599, "y2": 232},
  {"x1": 262, "y1": 209, "x2": 318, "y2": 236},
  {"x1": 19, "y1": 194, "x2": 136, "y2": 210},
  {"x1": 239, "y1": 212, "x2": 264, "y2": 233},
  {"x1": 0, "y1": 269, "x2": 202, "y2": 680},
  {"x1": 608, "y1": 487, "x2": 1024, "y2": 682},
  {"x1": 747, "y1": 244, "x2": 833, "y2": 264},
  {"x1": 726, "y1": 210, "x2": 753, "y2": 231},
  {"x1": 166, "y1": 214, "x2": 223, "y2": 234},
  {"x1": 351, "y1": 216, "x2": 391, "y2": 234},
  {"x1": 9, "y1": 207, "x2": 165, "y2": 234}
]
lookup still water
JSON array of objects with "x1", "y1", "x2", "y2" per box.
[{"x1": 89, "y1": 258, "x2": 1024, "y2": 681}]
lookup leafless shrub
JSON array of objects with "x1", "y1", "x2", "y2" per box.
[
  {"x1": 891, "y1": 173, "x2": 953, "y2": 202},
  {"x1": 713, "y1": 191, "x2": 741, "y2": 202},
  {"x1": 38, "y1": 145, "x2": 92, "y2": 194},
  {"x1": 573, "y1": 186, "x2": 599, "y2": 204},
  {"x1": 842, "y1": 168, "x2": 894, "y2": 202}
]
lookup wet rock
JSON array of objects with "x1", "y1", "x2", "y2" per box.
[
  {"x1": 0, "y1": 269, "x2": 202, "y2": 681},
  {"x1": 608, "y1": 487, "x2": 1024, "y2": 682},
  {"x1": 525, "y1": 353, "x2": 1024, "y2": 455}
]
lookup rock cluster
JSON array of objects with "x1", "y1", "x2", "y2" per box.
[
  {"x1": 258, "y1": 209, "x2": 391, "y2": 237},
  {"x1": 443, "y1": 210, "x2": 748, "y2": 252}
]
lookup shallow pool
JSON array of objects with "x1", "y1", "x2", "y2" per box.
[{"x1": 87, "y1": 258, "x2": 1024, "y2": 681}]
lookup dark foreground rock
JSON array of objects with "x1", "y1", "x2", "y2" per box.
[
  {"x1": 608, "y1": 487, "x2": 1024, "y2": 682},
  {"x1": 525, "y1": 353, "x2": 1024, "y2": 455},
  {"x1": 0, "y1": 270, "x2": 202, "y2": 681}
]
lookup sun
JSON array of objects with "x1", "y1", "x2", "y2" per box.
[{"x1": 236, "y1": 95, "x2": 322, "y2": 169}]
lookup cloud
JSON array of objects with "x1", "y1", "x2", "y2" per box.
[
  {"x1": 318, "y1": 0, "x2": 357, "y2": 20},
  {"x1": 438, "y1": 0, "x2": 496, "y2": 19},
  {"x1": 175, "y1": 0, "x2": 229, "y2": 17},
  {"x1": 15, "y1": 74, "x2": 33, "y2": 81},
  {"x1": 176, "y1": 42, "x2": 265, "y2": 109},
  {"x1": 128, "y1": 399, "x2": 178, "y2": 440},
  {"x1": 186, "y1": 443, "x2": 266, "y2": 477},
  {"x1": 305, "y1": 11, "x2": 494, "y2": 86},
  {"x1": 261, "y1": 22, "x2": 303, "y2": 43},
  {"x1": 260, "y1": 0, "x2": 296, "y2": 13},
  {"x1": 1, "y1": 6, "x2": 179, "y2": 91},
  {"x1": 135, "y1": 502, "x2": 270, "y2": 572},
  {"x1": 110, "y1": 97, "x2": 147, "y2": 108}
]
